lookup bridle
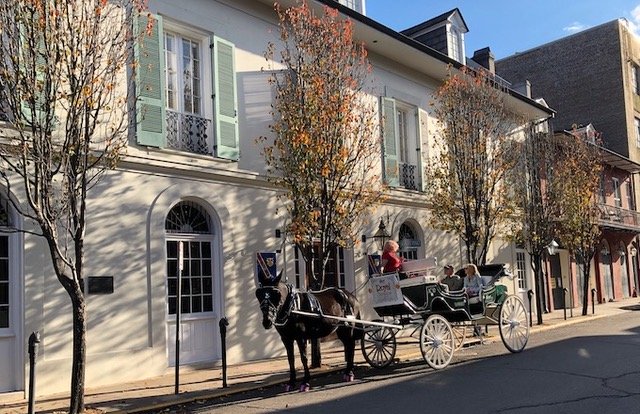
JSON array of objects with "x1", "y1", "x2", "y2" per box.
[{"x1": 258, "y1": 284, "x2": 296, "y2": 327}]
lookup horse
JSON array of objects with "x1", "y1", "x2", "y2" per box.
[{"x1": 255, "y1": 273, "x2": 362, "y2": 392}]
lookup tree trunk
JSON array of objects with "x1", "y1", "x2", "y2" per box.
[
  {"x1": 581, "y1": 265, "x2": 590, "y2": 316},
  {"x1": 69, "y1": 284, "x2": 86, "y2": 414},
  {"x1": 532, "y1": 253, "x2": 544, "y2": 325}
]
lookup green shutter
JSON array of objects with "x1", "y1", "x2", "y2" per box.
[
  {"x1": 212, "y1": 36, "x2": 239, "y2": 161},
  {"x1": 134, "y1": 13, "x2": 165, "y2": 147},
  {"x1": 381, "y1": 97, "x2": 399, "y2": 187},
  {"x1": 417, "y1": 108, "x2": 429, "y2": 192}
]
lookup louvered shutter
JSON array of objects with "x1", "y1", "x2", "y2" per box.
[
  {"x1": 417, "y1": 108, "x2": 429, "y2": 192},
  {"x1": 381, "y1": 97, "x2": 399, "y2": 186},
  {"x1": 212, "y1": 36, "x2": 239, "y2": 160},
  {"x1": 134, "y1": 13, "x2": 165, "y2": 147}
]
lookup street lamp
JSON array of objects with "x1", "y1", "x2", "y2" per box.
[
  {"x1": 371, "y1": 218, "x2": 391, "y2": 251},
  {"x1": 546, "y1": 239, "x2": 559, "y2": 256}
]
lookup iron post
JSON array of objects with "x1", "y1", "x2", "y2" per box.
[
  {"x1": 28, "y1": 331, "x2": 40, "y2": 414},
  {"x1": 591, "y1": 288, "x2": 597, "y2": 315},
  {"x1": 562, "y1": 288, "x2": 568, "y2": 320},
  {"x1": 219, "y1": 317, "x2": 229, "y2": 388},
  {"x1": 527, "y1": 290, "x2": 534, "y2": 327}
]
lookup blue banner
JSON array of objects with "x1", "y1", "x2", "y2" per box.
[{"x1": 256, "y1": 252, "x2": 277, "y2": 284}]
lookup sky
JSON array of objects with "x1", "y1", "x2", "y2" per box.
[{"x1": 365, "y1": 0, "x2": 640, "y2": 60}]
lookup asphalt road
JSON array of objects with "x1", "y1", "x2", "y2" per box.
[{"x1": 163, "y1": 309, "x2": 640, "y2": 414}]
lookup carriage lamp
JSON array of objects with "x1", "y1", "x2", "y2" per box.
[
  {"x1": 546, "y1": 239, "x2": 559, "y2": 256},
  {"x1": 372, "y1": 218, "x2": 391, "y2": 251},
  {"x1": 631, "y1": 246, "x2": 637, "y2": 256},
  {"x1": 618, "y1": 246, "x2": 626, "y2": 257}
]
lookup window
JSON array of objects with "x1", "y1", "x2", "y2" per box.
[
  {"x1": 398, "y1": 223, "x2": 419, "y2": 261},
  {"x1": 627, "y1": 180, "x2": 635, "y2": 210},
  {"x1": 0, "y1": 203, "x2": 9, "y2": 328},
  {"x1": 635, "y1": 118, "x2": 640, "y2": 148},
  {"x1": 165, "y1": 201, "x2": 214, "y2": 316},
  {"x1": 516, "y1": 251, "x2": 527, "y2": 291},
  {"x1": 613, "y1": 178, "x2": 622, "y2": 208},
  {"x1": 599, "y1": 172, "x2": 606, "y2": 203},
  {"x1": 294, "y1": 244, "x2": 347, "y2": 289},
  {"x1": 448, "y1": 26, "x2": 464, "y2": 63},
  {"x1": 632, "y1": 63, "x2": 640, "y2": 95},
  {"x1": 337, "y1": 0, "x2": 364, "y2": 14},
  {"x1": 381, "y1": 97, "x2": 426, "y2": 191},
  {"x1": 135, "y1": 14, "x2": 239, "y2": 160}
]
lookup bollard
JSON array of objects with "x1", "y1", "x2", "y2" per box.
[
  {"x1": 562, "y1": 288, "x2": 568, "y2": 320},
  {"x1": 527, "y1": 290, "x2": 534, "y2": 327},
  {"x1": 28, "y1": 331, "x2": 41, "y2": 414},
  {"x1": 591, "y1": 288, "x2": 597, "y2": 315},
  {"x1": 219, "y1": 317, "x2": 229, "y2": 388}
]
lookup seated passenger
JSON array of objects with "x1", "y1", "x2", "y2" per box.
[
  {"x1": 380, "y1": 240, "x2": 405, "y2": 275},
  {"x1": 463, "y1": 263, "x2": 485, "y2": 297},
  {"x1": 441, "y1": 264, "x2": 463, "y2": 291}
]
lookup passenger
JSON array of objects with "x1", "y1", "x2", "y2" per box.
[
  {"x1": 463, "y1": 263, "x2": 484, "y2": 297},
  {"x1": 380, "y1": 240, "x2": 404, "y2": 275},
  {"x1": 441, "y1": 264, "x2": 463, "y2": 291}
]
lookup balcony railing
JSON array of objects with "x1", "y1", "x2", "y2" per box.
[
  {"x1": 400, "y1": 162, "x2": 420, "y2": 191},
  {"x1": 598, "y1": 203, "x2": 640, "y2": 230},
  {"x1": 166, "y1": 110, "x2": 212, "y2": 155}
]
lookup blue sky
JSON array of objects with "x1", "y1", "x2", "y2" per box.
[{"x1": 365, "y1": 1, "x2": 640, "y2": 59}]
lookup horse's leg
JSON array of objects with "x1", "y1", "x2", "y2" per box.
[
  {"x1": 283, "y1": 337, "x2": 296, "y2": 392},
  {"x1": 338, "y1": 327, "x2": 356, "y2": 382},
  {"x1": 296, "y1": 337, "x2": 311, "y2": 391}
]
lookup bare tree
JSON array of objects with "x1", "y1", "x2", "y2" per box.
[{"x1": 0, "y1": 1, "x2": 147, "y2": 412}]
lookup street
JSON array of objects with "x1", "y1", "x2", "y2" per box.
[{"x1": 163, "y1": 308, "x2": 640, "y2": 414}]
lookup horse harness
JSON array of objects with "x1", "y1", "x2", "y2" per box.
[{"x1": 261, "y1": 284, "x2": 354, "y2": 327}]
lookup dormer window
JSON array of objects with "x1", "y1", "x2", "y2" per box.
[
  {"x1": 337, "y1": 0, "x2": 365, "y2": 15},
  {"x1": 400, "y1": 9, "x2": 468, "y2": 64}
]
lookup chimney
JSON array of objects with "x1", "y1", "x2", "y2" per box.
[
  {"x1": 512, "y1": 80, "x2": 532, "y2": 98},
  {"x1": 472, "y1": 47, "x2": 495, "y2": 74}
]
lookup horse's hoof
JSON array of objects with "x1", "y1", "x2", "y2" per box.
[
  {"x1": 343, "y1": 373, "x2": 355, "y2": 382},
  {"x1": 299, "y1": 383, "x2": 310, "y2": 392},
  {"x1": 284, "y1": 384, "x2": 294, "y2": 392}
]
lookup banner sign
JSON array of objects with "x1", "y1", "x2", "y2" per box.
[
  {"x1": 256, "y1": 252, "x2": 277, "y2": 285},
  {"x1": 368, "y1": 274, "x2": 403, "y2": 307}
]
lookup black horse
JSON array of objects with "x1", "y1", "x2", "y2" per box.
[{"x1": 255, "y1": 274, "x2": 362, "y2": 392}]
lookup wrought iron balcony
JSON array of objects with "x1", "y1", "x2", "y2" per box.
[
  {"x1": 400, "y1": 162, "x2": 421, "y2": 191},
  {"x1": 166, "y1": 110, "x2": 212, "y2": 155},
  {"x1": 598, "y1": 203, "x2": 640, "y2": 232}
]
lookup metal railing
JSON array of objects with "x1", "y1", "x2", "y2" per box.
[
  {"x1": 597, "y1": 203, "x2": 640, "y2": 230},
  {"x1": 399, "y1": 162, "x2": 421, "y2": 191},
  {"x1": 166, "y1": 110, "x2": 212, "y2": 155}
]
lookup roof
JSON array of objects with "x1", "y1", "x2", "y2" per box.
[
  {"x1": 257, "y1": 0, "x2": 555, "y2": 119},
  {"x1": 400, "y1": 8, "x2": 469, "y2": 37},
  {"x1": 557, "y1": 129, "x2": 640, "y2": 174}
]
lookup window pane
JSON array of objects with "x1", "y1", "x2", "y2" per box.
[
  {"x1": 167, "y1": 278, "x2": 176, "y2": 296},
  {"x1": 203, "y1": 277, "x2": 212, "y2": 294},
  {"x1": 190, "y1": 242, "x2": 200, "y2": 258},
  {"x1": 202, "y1": 242, "x2": 211, "y2": 258},
  {"x1": 181, "y1": 278, "x2": 190, "y2": 295},
  {"x1": 167, "y1": 260, "x2": 177, "y2": 278},
  {"x1": 203, "y1": 296, "x2": 212, "y2": 312},
  {"x1": 0, "y1": 306, "x2": 8, "y2": 328},
  {"x1": 0, "y1": 284, "x2": 8, "y2": 304},
  {"x1": 0, "y1": 236, "x2": 7, "y2": 257},
  {"x1": 192, "y1": 278, "x2": 201, "y2": 294},
  {"x1": 202, "y1": 261, "x2": 211, "y2": 276},
  {"x1": 191, "y1": 260, "x2": 201, "y2": 276},
  {"x1": 192, "y1": 296, "x2": 202, "y2": 313},
  {"x1": 168, "y1": 297, "x2": 176, "y2": 315},
  {"x1": 0, "y1": 259, "x2": 7, "y2": 281},
  {"x1": 181, "y1": 296, "x2": 190, "y2": 313},
  {"x1": 167, "y1": 241, "x2": 177, "y2": 258}
]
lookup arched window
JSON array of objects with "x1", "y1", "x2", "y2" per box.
[
  {"x1": 165, "y1": 201, "x2": 211, "y2": 234},
  {"x1": 398, "y1": 223, "x2": 418, "y2": 261}
]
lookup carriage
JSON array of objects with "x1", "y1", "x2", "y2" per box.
[{"x1": 360, "y1": 259, "x2": 530, "y2": 370}]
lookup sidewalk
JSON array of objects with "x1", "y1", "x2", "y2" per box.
[{"x1": 1, "y1": 298, "x2": 637, "y2": 414}]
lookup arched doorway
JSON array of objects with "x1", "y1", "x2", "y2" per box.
[
  {"x1": 619, "y1": 242, "x2": 631, "y2": 298},
  {"x1": 165, "y1": 201, "x2": 219, "y2": 366},
  {"x1": 0, "y1": 198, "x2": 22, "y2": 392},
  {"x1": 599, "y1": 242, "x2": 614, "y2": 302}
]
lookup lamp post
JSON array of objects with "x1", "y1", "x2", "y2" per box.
[{"x1": 371, "y1": 218, "x2": 391, "y2": 251}]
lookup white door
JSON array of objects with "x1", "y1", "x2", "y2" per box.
[
  {"x1": 165, "y1": 201, "x2": 219, "y2": 366},
  {"x1": 0, "y1": 232, "x2": 22, "y2": 392}
]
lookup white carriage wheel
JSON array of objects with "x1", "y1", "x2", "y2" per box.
[
  {"x1": 420, "y1": 315, "x2": 455, "y2": 370},
  {"x1": 451, "y1": 323, "x2": 467, "y2": 351},
  {"x1": 361, "y1": 322, "x2": 397, "y2": 368},
  {"x1": 499, "y1": 295, "x2": 530, "y2": 353}
]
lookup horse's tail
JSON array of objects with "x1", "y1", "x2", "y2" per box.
[{"x1": 337, "y1": 288, "x2": 364, "y2": 340}]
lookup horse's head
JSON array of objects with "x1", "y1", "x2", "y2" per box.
[{"x1": 255, "y1": 285, "x2": 284, "y2": 329}]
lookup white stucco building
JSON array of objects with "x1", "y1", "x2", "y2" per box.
[{"x1": 0, "y1": 0, "x2": 552, "y2": 398}]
